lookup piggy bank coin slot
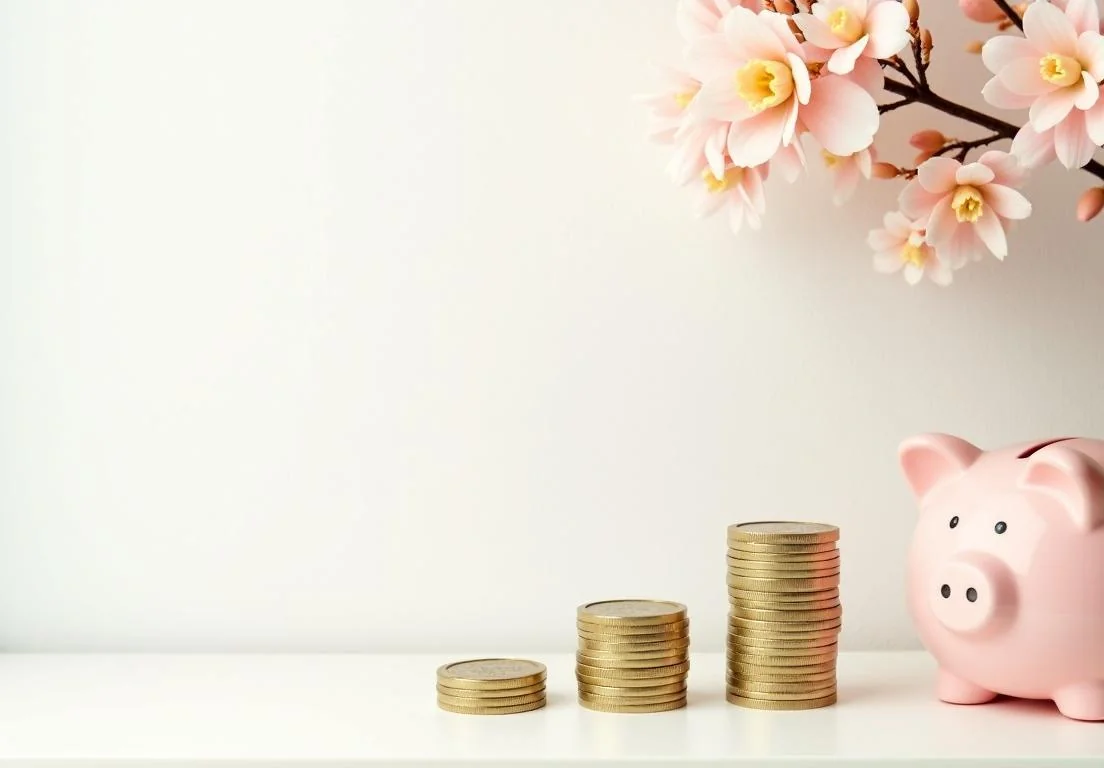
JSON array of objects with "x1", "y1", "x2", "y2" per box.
[{"x1": 1017, "y1": 438, "x2": 1076, "y2": 459}]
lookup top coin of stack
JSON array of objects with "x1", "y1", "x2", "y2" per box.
[
  {"x1": 576, "y1": 599, "x2": 690, "y2": 713},
  {"x1": 436, "y1": 658, "x2": 548, "y2": 715},
  {"x1": 726, "y1": 522, "x2": 841, "y2": 711}
]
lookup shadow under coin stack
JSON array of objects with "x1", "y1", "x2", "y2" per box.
[
  {"x1": 726, "y1": 522, "x2": 841, "y2": 710},
  {"x1": 575, "y1": 600, "x2": 690, "y2": 713},
  {"x1": 436, "y1": 658, "x2": 547, "y2": 715}
]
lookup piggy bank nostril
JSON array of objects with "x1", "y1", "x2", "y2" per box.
[
  {"x1": 941, "y1": 584, "x2": 951, "y2": 599},
  {"x1": 966, "y1": 587, "x2": 978, "y2": 603}
]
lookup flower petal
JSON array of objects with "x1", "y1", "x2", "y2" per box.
[
  {"x1": 727, "y1": 108, "x2": 786, "y2": 167},
  {"x1": 727, "y1": 201, "x2": 745, "y2": 234},
  {"x1": 868, "y1": 226, "x2": 902, "y2": 251},
  {"x1": 999, "y1": 57, "x2": 1059, "y2": 96},
  {"x1": 801, "y1": 74, "x2": 879, "y2": 156},
  {"x1": 828, "y1": 36, "x2": 869, "y2": 75},
  {"x1": 705, "y1": 124, "x2": 728, "y2": 179},
  {"x1": 1011, "y1": 123, "x2": 1058, "y2": 168},
  {"x1": 865, "y1": 0, "x2": 911, "y2": 59},
  {"x1": 899, "y1": 179, "x2": 944, "y2": 219},
  {"x1": 1086, "y1": 99, "x2": 1104, "y2": 145},
  {"x1": 789, "y1": 52, "x2": 812, "y2": 105},
  {"x1": 832, "y1": 161, "x2": 862, "y2": 205},
  {"x1": 982, "y1": 35, "x2": 1040, "y2": 75},
  {"x1": 925, "y1": 193, "x2": 958, "y2": 247},
  {"x1": 1055, "y1": 109, "x2": 1097, "y2": 168},
  {"x1": 744, "y1": 166, "x2": 767, "y2": 215},
  {"x1": 873, "y1": 250, "x2": 904, "y2": 274},
  {"x1": 982, "y1": 76, "x2": 1037, "y2": 110},
  {"x1": 903, "y1": 262, "x2": 923, "y2": 285},
  {"x1": 772, "y1": 142, "x2": 807, "y2": 183},
  {"x1": 1078, "y1": 31, "x2": 1104, "y2": 81},
  {"x1": 1074, "y1": 72, "x2": 1100, "y2": 111},
  {"x1": 884, "y1": 209, "x2": 912, "y2": 236},
  {"x1": 927, "y1": 257, "x2": 955, "y2": 287},
  {"x1": 793, "y1": 14, "x2": 844, "y2": 50},
  {"x1": 974, "y1": 209, "x2": 1008, "y2": 260},
  {"x1": 725, "y1": 7, "x2": 786, "y2": 61},
  {"x1": 1023, "y1": 0, "x2": 1080, "y2": 54},
  {"x1": 983, "y1": 183, "x2": 1033, "y2": 220},
  {"x1": 1029, "y1": 87, "x2": 1078, "y2": 132},
  {"x1": 956, "y1": 162, "x2": 996, "y2": 186},
  {"x1": 1064, "y1": 0, "x2": 1100, "y2": 36},
  {"x1": 917, "y1": 156, "x2": 961, "y2": 193},
  {"x1": 849, "y1": 56, "x2": 885, "y2": 98},
  {"x1": 979, "y1": 150, "x2": 1028, "y2": 187},
  {"x1": 857, "y1": 148, "x2": 873, "y2": 178}
]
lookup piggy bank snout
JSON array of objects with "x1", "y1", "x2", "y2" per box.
[{"x1": 929, "y1": 553, "x2": 1015, "y2": 635}]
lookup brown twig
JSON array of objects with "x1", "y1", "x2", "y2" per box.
[
  {"x1": 934, "y1": 134, "x2": 1007, "y2": 162},
  {"x1": 992, "y1": 0, "x2": 1025, "y2": 31}
]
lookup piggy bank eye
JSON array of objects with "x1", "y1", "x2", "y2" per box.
[
  {"x1": 949, "y1": 516, "x2": 959, "y2": 529},
  {"x1": 995, "y1": 521, "x2": 1007, "y2": 534}
]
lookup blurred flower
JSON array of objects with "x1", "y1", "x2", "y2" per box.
[
  {"x1": 695, "y1": 164, "x2": 769, "y2": 232},
  {"x1": 869, "y1": 211, "x2": 953, "y2": 285},
  {"x1": 900, "y1": 151, "x2": 1032, "y2": 263},
  {"x1": 637, "y1": 68, "x2": 701, "y2": 144},
  {"x1": 959, "y1": 0, "x2": 1008, "y2": 24},
  {"x1": 794, "y1": 0, "x2": 912, "y2": 75},
  {"x1": 677, "y1": 0, "x2": 760, "y2": 41},
  {"x1": 981, "y1": 0, "x2": 1104, "y2": 168},
  {"x1": 823, "y1": 146, "x2": 874, "y2": 204}
]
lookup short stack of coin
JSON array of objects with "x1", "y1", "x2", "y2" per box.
[
  {"x1": 576, "y1": 600, "x2": 690, "y2": 713},
  {"x1": 436, "y1": 658, "x2": 547, "y2": 715},
  {"x1": 726, "y1": 522, "x2": 841, "y2": 710}
]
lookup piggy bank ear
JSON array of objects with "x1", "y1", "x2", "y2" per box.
[
  {"x1": 898, "y1": 434, "x2": 982, "y2": 503},
  {"x1": 1019, "y1": 446, "x2": 1104, "y2": 532}
]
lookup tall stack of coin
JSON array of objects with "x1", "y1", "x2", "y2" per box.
[
  {"x1": 436, "y1": 658, "x2": 547, "y2": 715},
  {"x1": 726, "y1": 522, "x2": 841, "y2": 710},
  {"x1": 575, "y1": 600, "x2": 690, "y2": 713}
]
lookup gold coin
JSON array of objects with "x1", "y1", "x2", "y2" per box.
[
  {"x1": 729, "y1": 605, "x2": 843, "y2": 623},
  {"x1": 577, "y1": 619, "x2": 689, "y2": 638},
  {"x1": 728, "y1": 657, "x2": 836, "y2": 674},
  {"x1": 436, "y1": 659, "x2": 546, "y2": 690},
  {"x1": 728, "y1": 626, "x2": 839, "y2": 642},
  {"x1": 729, "y1": 641, "x2": 838, "y2": 657},
  {"x1": 575, "y1": 652, "x2": 687, "y2": 669},
  {"x1": 727, "y1": 522, "x2": 839, "y2": 544},
  {"x1": 728, "y1": 549, "x2": 841, "y2": 563},
  {"x1": 576, "y1": 646, "x2": 691, "y2": 661},
  {"x1": 576, "y1": 672, "x2": 686, "y2": 688},
  {"x1": 729, "y1": 596, "x2": 840, "y2": 611},
  {"x1": 579, "y1": 697, "x2": 686, "y2": 714},
  {"x1": 576, "y1": 661, "x2": 689, "y2": 679},
  {"x1": 577, "y1": 681, "x2": 687, "y2": 697},
  {"x1": 729, "y1": 587, "x2": 839, "y2": 603},
  {"x1": 579, "y1": 637, "x2": 690, "y2": 653},
  {"x1": 577, "y1": 600, "x2": 687, "y2": 627},
  {"x1": 726, "y1": 575, "x2": 840, "y2": 592},
  {"x1": 728, "y1": 564, "x2": 841, "y2": 579},
  {"x1": 726, "y1": 691, "x2": 836, "y2": 710},
  {"x1": 436, "y1": 681, "x2": 546, "y2": 698},
  {"x1": 729, "y1": 541, "x2": 838, "y2": 555},
  {"x1": 727, "y1": 666, "x2": 837, "y2": 684},
  {"x1": 729, "y1": 649, "x2": 836, "y2": 666},
  {"x1": 437, "y1": 698, "x2": 547, "y2": 715},
  {"x1": 730, "y1": 679, "x2": 837, "y2": 694},
  {"x1": 726, "y1": 685, "x2": 837, "y2": 701},
  {"x1": 579, "y1": 689, "x2": 687, "y2": 707},
  {"x1": 437, "y1": 690, "x2": 545, "y2": 708},
  {"x1": 728, "y1": 616, "x2": 841, "y2": 633},
  {"x1": 726, "y1": 634, "x2": 837, "y2": 650}
]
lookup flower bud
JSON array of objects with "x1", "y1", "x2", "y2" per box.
[
  {"x1": 1077, "y1": 187, "x2": 1104, "y2": 222},
  {"x1": 904, "y1": 0, "x2": 920, "y2": 24},
  {"x1": 773, "y1": 0, "x2": 796, "y2": 13},
  {"x1": 872, "y1": 162, "x2": 901, "y2": 180},
  {"x1": 921, "y1": 29, "x2": 934, "y2": 64},
  {"x1": 909, "y1": 130, "x2": 947, "y2": 152},
  {"x1": 965, "y1": 40, "x2": 985, "y2": 54},
  {"x1": 914, "y1": 150, "x2": 935, "y2": 165},
  {"x1": 958, "y1": 0, "x2": 1006, "y2": 23}
]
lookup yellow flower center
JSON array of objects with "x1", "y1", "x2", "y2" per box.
[
  {"x1": 673, "y1": 86, "x2": 699, "y2": 110},
  {"x1": 901, "y1": 242, "x2": 927, "y2": 268},
  {"x1": 827, "y1": 7, "x2": 864, "y2": 44},
  {"x1": 1040, "y1": 53, "x2": 1083, "y2": 87},
  {"x1": 735, "y1": 59, "x2": 794, "y2": 112},
  {"x1": 952, "y1": 186, "x2": 985, "y2": 223},
  {"x1": 703, "y1": 166, "x2": 744, "y2": 193},
  {"x1": 822, "y1": 150, "x2": 848, "y2": 168}
]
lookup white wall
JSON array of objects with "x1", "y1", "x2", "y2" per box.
[{"x1": 3, "y1": 0, "x2": 1104, "y2": 653}]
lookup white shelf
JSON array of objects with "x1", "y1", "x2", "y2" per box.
[{"x1": 0, "y1": 652, "x2": 1098, "y2": 766}]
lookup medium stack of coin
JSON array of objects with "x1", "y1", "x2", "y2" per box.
[
  {"x1": 575, "y1": 599, "x2": 690, "y2": 713},
  {"x1": 726, "y1": 522, "x2": 841, "y2": 710},
  {"x1": 436, "y1": 658, "x2": 547, "y2": 715}
]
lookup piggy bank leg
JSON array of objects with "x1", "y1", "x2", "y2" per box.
[
  {"x1": 937, "y1": 668, "x2": 997, "y2": 705},
  {"x1": 1054, "y1": 683, "x2": 1104, "y2": 721}
]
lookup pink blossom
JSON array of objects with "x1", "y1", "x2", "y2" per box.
[
  {"x1": 794, "y1": 0, "x2": 912, "y2": 75},
  {"x1": 823, "y1": 146, "x2": 874, "y2": 204},
  {"x1": 695, "y1": 164, "x2": 769, "y2": 233},
  {"x1": 899, "y1": 151, "x2": 1032, "y2": 264},
  {"x1": 691, "y1": 7, "x2": 879, "y2": 167},
  {"x1": 981, "y1": 0, "x2": 1104, "y2": 168},
  {"x1": 637, "y1": 68, "x2": 702, "y2": 144},
  {"x1": 868, "y1": 211, "x2": 954, "y2": 286},
  {"x1": 677, "y1": 0, "x2": 760, "y2": 41}
]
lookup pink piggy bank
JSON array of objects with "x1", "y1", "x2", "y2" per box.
[{"x1": 899, "y1": 434, "x2": 1104, "y2": 721}]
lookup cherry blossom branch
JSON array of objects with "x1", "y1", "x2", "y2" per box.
[
  {"x1": 991, "y1": 0, "x2": 1025, "y2": 31},
  {"x1": 883, "y1": 76, "x2": 1104, "y2": 181},
  {"x1": 934, "y1": 134, "x2": 1007, "y2": 162}
]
